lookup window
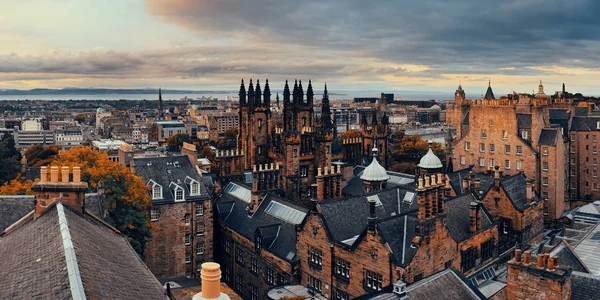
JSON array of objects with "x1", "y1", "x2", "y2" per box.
[
  {"x1": 335, "y1": 258, "x2": 350, "y2": 280},
  {"x1": 152, "y1": 185, "x2": 162, "y2": 199},
  {"x1": 236, "y1": 246, "x2": 245, "y2": 265},
  {"x1": 309, "y1": 247, "x2": 322, "y2": 267},
  {"x1": 572, "y1": 133, "x2": 576, "y2": 141},
  {"x1": 502, "y1": 219, "x2": 511, "y2": 235},
  {"x1": 185, "y1": 252, "x2": 191, "y2": 264},
  {"x1": 196, "y1": 223, "x2": 205, "y2": 236},
  {"x1": 594, "y1": 170, "x2": 598, "y2": 178},
  {"x1": 489, "y1": 158, "x2": 495, "y2": 168},
  {"x1": 505, "y1": 160, "x2": 511, "y2": 170},
  {"x1": 479, "y1": 157, "x2": 485, "y2": 167},
  {"x1": 571, "y1": 146, "x2": 576, "y2": 154},
  {"x1": 594, "y1": 146, "x2": 598, "y2": 154},
  {"x1": 235, "y1": 275, "x2": 244, "y2": 294},
  {"x1": 479, "y1": 143, "x2": 485, "y2": 153},
  {"x1": 481, "y1": 129, "x2": 487, "y2": 139},
  {"x1": 191, "y1": 182, "x2": 200, "y2": 195},
  {"x1": 224, "y1": 240, "x2": 231, "y2": 256},
  {"x1": 542, "y1": 192, "x2": 548, "y2": 199},
  {"x1": 460, "y1": 156, "x2": 466, "y2": 165},
  {"x1": 595, "y1": 158, "x2": 598, "y2": 166},
  {"x1": 278, "y1": 274, "x2": 287, "y2": 285},
  {"x1": 502, "y1": 130, "x2": 508, "y2": 140},
  {"x1": 150, "y1": 207, "x2": 160, "y2": 221},
  {"x1": 266, "y1": 268, "x2": 276, "y2": 286},
  {"x1": 196, "y1": 203, "x2": 204, "y2": 216},
  {"x1": 489, "y1": 119, "x2": 494, "y2": 126},
  {"x1": 594, "y1": 135, "x2": 597, "y2": 142},
  {"x1": 365, "y1": 270, "x2": 383, "y2": 291},
  {"x1": 300, "y1": 166, "x2": 308, "y2": 178},
  {"x1": 521, "y1": 131, "x2": 528, "y2": 140},
  {"x1": 197, "y1": 242, "x2": 205, "y2": 255},
  {"x1": 542, "y1": 162, "x2": 548, "y2": 171},
  {"x1": 481, "y1": 239, "x2": 495, "y2": 261},
  {"x1": 571, "y1": 181, "x2": 576, "y2": 190},
  {"x1": 594, "y1": 183, "x2": 598, "y2": 191},
  {"x1": 413, "y1": 273, "x2": 424, "y2": 282},
  {"x1": 251, "y1": 285, "x2": 259, "y2": 300},
  {"x1": 505, "y1": 145, "x2": 510, "y2": 154},
  {"x1": 224, "y1": 266, "x2": 232, "y2": 283},
  {"x1": 543, "y1": 177, "x2": 549, "y2": 186},
  {"x1": 333, "y1": 287, "x2": 350, "y2": 300},
  {"x1": 489, "y1": 144, "x2": 495, "y2": 153},
  {"x1": 543, "y1": 147, "x2": 549, "y2": 156},
  {"x1": 306, "y1": 276, "x2": 323, "y2": 295},
  {"x1": 250, "y1": 257, "x2": 259, "y2": 274},
  {"x1": 465, "y1": 142, "x2": 470, "y2": 151},
  {"x1": 185, "y1": 214, "x2": 191, "y2": 226},
  {"x1": 516, "y1": 160, "x2": 522, "y2": 170},
  {"x1": 258, "y1": 119, "x2": 262, "y2": 132},
  {"x1": 516, "y1": 146, "x2": 522, "y2": 155},
  {"x1": 175, "y1": 188, "x2": 184, "y2": 201},
  {"x1": 444, "y1": 260, "x2": 453, "y2": 269},
  {"x1": 461, "y1": 247, "x2": 477, "y2": 272}
]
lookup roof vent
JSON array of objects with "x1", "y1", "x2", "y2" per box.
[
  {"x1": 167, "y1": 169, "x2": 172, "y2": 174},
  {"x1": 393, "y1": 280, "x2": 408, "y2": 299}
]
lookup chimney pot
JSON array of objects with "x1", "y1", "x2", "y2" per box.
[
  {"x1": 61, "y1": 166, "x2": 70, "y2": 183},
  {"x1": 199, "y1": 262, "x2": 223, "y2": 299},
  {"x1": 418, "y1": 177, "x2": 424, "y2": 190},
  {"x1": 547, "y1": 256, "x2": 555, "y2": 271},
  {"x1": 523, "y1": 251, "x2": 531, "y2": 265},
  {"x1": 552, "y1": 255, "x2": 559, "y2": 268},
  {"x1": 430, "y1": 175, "x2": 436, "y2": 186},
  {"x1": 425, "y1": 176, "x2": 431, "y2": 188},
  {"x1": 337, "y1": 164, "x2": 341, "y2": 174},
  {"x1": 514, "y1": 249, "x2": 522, "y2": 263},
  {"x1": 40, "y1": 166, "x2": 48, "y2": 182},
  {"x1": 73, "y1": 167, "x2": 81, "y2": 183},
  {"x1": 50, "y1": 166, "x2": 59, "y2": 183},
  {"x1": 537, "y1": 255, "x2": 544, "y2": 268},
  {"x1": 318, "y1": 167, "x2": 322, "y2": 177},
  {"x1": 543, "y1": 253, "x2": 550, "y2": 266},
  {"x1": 331, "y1": 166, "x2": 335, "y2": 175}
]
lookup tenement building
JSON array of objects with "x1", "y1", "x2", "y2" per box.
[
  {"x1": 447, "y1": 81, "x2": 568, "y2": 222},
  {"x1": 133, "y1": 155, "x2": 213, "y2": 279}
]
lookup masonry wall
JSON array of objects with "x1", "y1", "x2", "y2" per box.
[
  {"x1": 539, "y1": 139, "x2": 567, "y2": 221},
  {"x1": 571, "y1": 131, "x2": 600, "y2": 201},
  {"x1": 506, "y1": 263, "x2": 571, "y2": 300},
  {"x1": 457, "y1": 227, "x2": 498, "y2": 276}
]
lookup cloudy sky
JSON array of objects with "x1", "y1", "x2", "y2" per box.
[{"x1": 2, "y1": 0, "x2": 600, "y2": 96}]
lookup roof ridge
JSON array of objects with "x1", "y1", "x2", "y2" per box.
[{"x1": 56, "y1": 203, "x2": 87, "y2": 300}]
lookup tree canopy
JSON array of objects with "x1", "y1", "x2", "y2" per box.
[
  {"x1": 24, "y1": 144, "x2": 60, "y2": 167},
  {"x1": 389, "y1": 134, "x2": 444, "y2": 173},
  {"x1": 0, "y1": 135, "x2": 21, "y2": 185},
  {"x1": 166, "y1": 133, "x2": 191, "y2": 151}
]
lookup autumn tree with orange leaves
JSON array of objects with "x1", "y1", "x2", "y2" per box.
[{"x1": 54, "y1": 146, "x2": 152, "y2": 257}]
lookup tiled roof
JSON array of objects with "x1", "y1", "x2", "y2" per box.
[
  {"x1": 405, "y1": 269, "x2": 485, "y2": 300},
  {"x1": 516, "y1": 114, "x2": 532, "y2": 129},
  {"x1": 0, "y1": 204, "x2": 166, "y2": 299},
  {"x1": 445, "y1": 194, "x2": 495, "y2": 243},
  {"x1": 0, "y1": 196, "x2": 35, "y2": 232},
  {"x1": 133, "y1": 156, "x2": 210, "y2": 204},
  {"x1": 377, "y1": 213, "x2": 418, "y2": 266},
  {"x1": 572, "y1": 271, "x2": 600, "y2": 300},
  {"x1": 538, "y1": 129, "x2": 558, "y2": 146},
  {"x1": 500, "y1": 173, "x2": 536, "y2": 212},
  {"x1": 571, "y1": 116, "x2": 600, "y2": 131}
]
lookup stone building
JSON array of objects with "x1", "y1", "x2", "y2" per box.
[
  {"x1": 133, "y1": 155, "x2": 212, "y2": 279},
  {"x1": 446, "y1": 81, "x2": 567, "y2": 222}
]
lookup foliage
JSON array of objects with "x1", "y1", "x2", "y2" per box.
[
  {"x1": 54, "y1": 146, "x2": 152, "y2": 257},
  {"x1": 74, "y1": 113, "x2": 87, "y2": 123},
  {"x1": 24, "y1": 144, "x2": 61, "y2": 166},
  {"x1": 389, "y1": 134, "x2": 444, "y2": 173},
  {"x1": 166, "y1": 133, "x2": 191, "y2": 151},
  {"x1": 0, "y1": 175, "x2": 33, "y2": 195},
  {"x1": 340, "y1": 129, "x2": 362, "y2": 139},
  {"x1": 0, "y1": 136, "x2": 21, "y2": 185},
  {"x1": 199, "y1": 145, "x2": 214, "y2": 160},
  {"x1": 224, "y1": 127, "x2": 238, "y2": 139}
]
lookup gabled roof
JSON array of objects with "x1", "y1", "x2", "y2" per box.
[
  {"x1": 320, "y1": 187, "x2": 418, "y2": 244},
  {"x1": 538, "y1": 129, "x2": 558, "y2": 146},
  {"x1": 571, "y1": 116, "x2": 600, "y2": 131},
  {"x1": 0, "y1": 196, "x2": 35, "y2": 233},
  {"x1": 517, "y1": 114, "x2": 532, "y2": 129},
  {"x1": 215, "y1": 190, "x2": 307, "y2": 263},
  {"x1": 377, "y1": 213, "x2": 418, "y2": 266},
  {"x1": 572, "y1": 271, "x2": 600, "y2": 300},
  {"x1": 445, "y1": 194, "x2": 495, "y2": 243},
  {"x1": 133, "y1": 156, "x2": 210, "y2": 204},
  {"x1": 0, "y1": 204, "x2": 166, "y2": 299},
  {"x1": 548, "y1": 241, "x2": 590, "y2": 274},
  {"x1": 500, "y1": 173, "x2": 536, "y2": 212}
]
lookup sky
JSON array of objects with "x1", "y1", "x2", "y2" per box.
[{"x1": 2, "y1": 0, "x2": 600, "y2": 97}]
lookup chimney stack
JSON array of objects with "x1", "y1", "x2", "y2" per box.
[
  {"x1": 469, "y1": 202, "x2": 479, "y2": 233},
  {"x1": 40, "y1": 166, "x2": 48, "y2": 182},
  {"x1": 50, "y1": 166, "x2": 59, "y2": 183},
  {"x1": 192, "y1": 262, "x2": 230, "y2": 300},
  {"x1": 514, "y1": 249, "x2": 522, "y2": 263},
  {"x1": 61, "y1": 166, "x2": 70, "y2": 183},
  {"x1": 494, "y1": 165, "x2": 500, "y2": 189},
  {"x1": 462, "y1": 177, "x2": 469, "y2": 193},
  {"x1": 368, "y1": 197, "x2": 377, "y2": 232},
  {"x1": 526, "y1": 178, "x2": 534, "y2": 203}
]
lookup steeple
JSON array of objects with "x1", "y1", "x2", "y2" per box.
[
  {"x1": 306, "y1": 80, "x2": 314, "y2": 106},
  {"x1": 263, "y1": 79, "x2": 271, "y2": 107},
  {"x1": 483, "y1": 79, "x2": 495, "y2": 100},
  {"x1": 320, "y1": 83, "x2": 332, "y2": 129},
  {"x1": 298, "y1": 80, "x2": 304, "y2": 103},
  {"x1": 255, "y1": 79, "x2": 262, "y2": 106},
  {"x1": 158, "y1": 88, "x2": 163, "y2": 116},
  {"x1": 276, "y1": 93, "x2": 280, "y2": 108},
  {"x1": 293, "y1": 80, "x2": 299, "y2": 104},
  {"x1": 247, "y1": 79, "x2": 255, "y2": 106},
  {"x1": 283, "y1": 80, "x2": 290, "y2": 104},
  {"x1": 239, "y1": 79, "x2": 246, "y2": 106},
  {"x1": 455, "y1": 82, "x2": 465, "y2": 99}
]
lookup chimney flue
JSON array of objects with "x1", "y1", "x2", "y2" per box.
[
  {"x1": 61, "y1": 166, "x2": 69, "y2": 183},
  {"x1": 40, "y1": 166, "x2": 48, "y2": 182},
  {"x1": 537, "y1": 255, "x2": 544, "y2": 268},
  {"x1": 526, "y1": 178, "x2": 534, "y2": 203},
  {"x1": 50, "y1": 166, "x2": 59, "y2": 183},
  {"x1": 547, "y1": 256, "x2": 555, "y2": 272},
  {"x1": 368, "y1": 197, "x2": 377, "y2": 231},
  {"x1": 514, "y1": 249, "x2": 522, "y2": 263},
  {"x1": 523, "y1": 251, "x2": 531, "y2": 265},
  {"x1": 73, "y1": 167, "x2": 81, "y2": 183},
  {"x1": 469, "y1": 202, "x2": 478, "y2": 233},
  {"x1": 193, "y1": 262, "x2": 230, "y2": 300},
  {"x1": 552, "y1": 255, "x2": 559, "y2": 268}
]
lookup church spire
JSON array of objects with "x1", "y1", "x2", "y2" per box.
[
  {"x1": 263, "y1": 79, "x2": 271, "y2": 107},
  {"x1": 255, "y1": 79, "x2": 262, "y2": 106},
  {"x1": 158, "y1": 88, "x2": 163, "y2": 118},
  {"x1": 247, "y1": 79, "x2": 255, "y2": 106},
  {"x1": 320, "y1": 83, "x2": 332, "y2": 130},
  {"x1": 283, "y1": 80, "x2": 290, "y2": 104},
  {"x1": 239, "y1": 79, "x2": 246, "y2": 106},
  {"x1": 306, "y1": 79, "x2": 314, "y2": 106}
]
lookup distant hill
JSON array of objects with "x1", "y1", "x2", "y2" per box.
[{"x1": 0, "y1": 88, "x2": 232, "y2": 95}]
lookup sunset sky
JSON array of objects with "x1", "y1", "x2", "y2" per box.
[{"x1": 2, "y1": 0, "x2": 600, "y2": 96}]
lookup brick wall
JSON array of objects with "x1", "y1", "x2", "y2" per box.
[{"x1": 507, "y1": 258, "x2": 572, "y2": 300}]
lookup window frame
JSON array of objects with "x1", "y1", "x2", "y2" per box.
[{"x1": 150, "y1": 207, "x2": 160, "y2": 222}]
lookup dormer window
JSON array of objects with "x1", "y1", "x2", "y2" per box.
[
  {"x1": 191, "y1": 182, "x2": 200, "y2": 196},
  {"x1": 170, "y1": 182, "x2": 185, "y2": 202},
  {"x1": 149, "y1": 180, "x2": 163, "y2": 200},
  {"x1": 521, "y1": 131, "x2": 528, "y2": 140},
  {"x1": 175, "y1": 189, "x2": 184, "y2": 201}
]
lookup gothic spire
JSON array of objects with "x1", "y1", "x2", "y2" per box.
[
  {"x1": 320, "y1": 83, "x2": 332, "y2": 130},
  {"x1": 483, "y1": 79, "x2": 495, "y2": 100},
  {"x1": 306, "y1": 79, "x2": 314, "y2": 106},
  {"x1": 283, "y1": 80, "x2": 290, "y2": 104},
  {"x1": 263, "y1": 79, "x2": 271, "y2": 107},
  {"x1": 248, "y1": 79, "x2": 255, "y2": 106},
  {"x1": 239, "y1": 79, "x2": 246, "y2": 106},
  {"x1": 255, "y1": 79, "x2": 262, "y2": 105}
]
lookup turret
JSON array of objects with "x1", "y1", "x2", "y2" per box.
[
  {"x1": 320, "y1": 84, "x2": 333, "y2": 129},
  {"x1": 293, "y1": 80, "x2": 299, "y2": 104},
  {"x1": 283, "y1": 80, "x2": 290, "y2": 104},
  {"x1": 306, "y1": 80, "x2": 314, "y2": 106},
  {"x1": 263, "y1": 79, "x2": 271, "y2": 107},
  {"x1": 298, "y1": 80, "x2": 304, "y2": 104},
  {"x1": 247, "y1": 79, "x2": 255, "y2": 107},
  {"x1": 239, "y1": 79, "x2": 246, "y2": 106},
  {"x1": 255, "y1": 79, "x2": 262, "y2": 106}
]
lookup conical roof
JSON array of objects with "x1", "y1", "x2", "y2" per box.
[
  {"x1": 360, "y1": 148, "x2": 390, "y2": 182},
  {"x1": 418, "y1": 142, "x2": 443, "y2": 169}
]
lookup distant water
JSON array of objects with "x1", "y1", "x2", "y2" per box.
[{"x1": 0, "y1": 91, "x2": 452, "y2": 101}]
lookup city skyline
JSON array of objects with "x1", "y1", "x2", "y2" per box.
[{"x1": 2, "y1": 0, "x2": 600, "y2": 95}]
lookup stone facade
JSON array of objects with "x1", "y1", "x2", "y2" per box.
[{"x1": 506, "y1": 252, "x2": 572, "y2": 300}]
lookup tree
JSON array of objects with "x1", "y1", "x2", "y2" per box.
[
  {"x1": 0, "y1": 176, "x2": 33, "y2": 195},
  {"x1": 74, "y1": 113, "x2": 87, "y2": 124},
  {"x1": 166, "y1": 133, "x2": 191, "y2": 151},
  {"x1": 24, "y1": 144, "x2": 60, "y2": 166},
  {"x1": 340, "y1": 129, "x2": 362, "y2": 140},
  {"x1": 199, "y1": 145, "x2": 214, "y2": 160},
  {"x1": 389, "y1": 134, "x2": 444, "y2": 173},
  {"x1": 55, "y1": 146, "x2": 152, "y2": 257},
  {"x1": 224, "y1": 127, "x2": 238, "y2": 139},
  {"x1": 0, "y1": 136, "x2": 21, "y2": 185}
]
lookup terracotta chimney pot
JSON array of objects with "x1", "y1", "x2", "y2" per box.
[
  {"x1": 552, "y1": 255, "x2": 559, "y2": 268},
  {"x1": 514, "y1": 249, "x2": 522, "y2": 263},
  {"x1": 73, "y1": 167, "x2": 81, "y2": 183},
  {"x1": 40, "y1": 166, "x2": 48, "y2": 182},
  {"x1": 50, "y1": 166, "x2": 59, "y2": 183},
  {"x1": 537, "y1": 255, "x2": 544, "y2": 268},
  {"x1": 523, "y1": 251, "x2": 531, "y2": 265},
  {"x1": 61, "y1": 166, "x2": 70, "y2": 183},
  {"x1": 547, "y1": 257, "x2": 555, "y2": 271}
]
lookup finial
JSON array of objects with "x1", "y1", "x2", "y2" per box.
[
  {"x1": 488, "y1": 78, "x2": 491, "y2": 87},
  {"x1": 428, "y1": 140, "x2": 433, "y2": 148}
]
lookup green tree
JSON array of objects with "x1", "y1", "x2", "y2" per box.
[
  {"x1": 24, "y1": 144, "x2": 61, "y2": 167},
  {"x1": 166, "y1": 133, "x2": 191, "y2": 151},
  {"x1": 0, "y1": 136, "x2": 22, "y2": 185},
  {"x1": 389, "y1": 134, "x2": 444, "y2": 173}
]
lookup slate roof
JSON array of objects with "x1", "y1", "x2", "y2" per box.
[
  {"x1": 549, "y1": 109, "x2": 570, "y2": 135},
  {"x1": 538, "y1": 129, "x2": 558, "y2": 146},
  {"x1": 500, "y1": 173, "x2": 535, "y2": 212},
  {"x1": 0, "y1": 204, "x2": 167, "y2": 299},
  {"x1": 548, "y1": 241, "x2": 589, "y2": 274},
  {"x1": 571, "y1": 271, "x2": 600, "y2": 300},
  {"x1": 344, "y1": 166, "x2": 415, "y2": 196},
  {"x1": 216, "y1": 183, "x2": 308, "y2": 263},
  {"x1": 516, "y1": 114, "x2": 532, "y2": 129},
  {"x1": 574, "y1": 107, "x2": 589, "y2": 117},
  {"x1": 571, "y1": 116, "x2": 600, "y2": 131},
  {"x1": 377, "y1": 213, "x2": 418, "y2": 266},
  {"x1": 133, "y1": 155, "x2": 210, "y2": 204},
  {"x1": 0, "y1": 196, "x2": 35, "y2": 232},
  {"x1": 483, "y1": 86, "x2": 495, "y2": 100},
  {"x1": 445, "y1": 194, "x2": 495, "y2": 243},
  {"x1": 447, "y1": 167, "x2": 495, "y2": 197},
  {"x1": 320, "y1": 187, "x2": 418, "y2": 244}
]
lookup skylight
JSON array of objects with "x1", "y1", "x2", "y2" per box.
[{"x1": 264, "y1": 201, "x2": 306, "y2": 225}]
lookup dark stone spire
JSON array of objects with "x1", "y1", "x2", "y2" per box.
[
  {"x1": 483, "y1": 79, "x2": 495, "y2": 100},
  {"x1": 263, "y1": 79, "x2": 271, "y2": 107},
  {"x1": 255, "y1": 79, "x2": 262, "y2": 106},
  {"x1": 382, "y1": 112, "x2": 389, "y2": 125},
  {"x1": 248, "y1": 79, "x2": 255, "y2": 106},
  {"x1": 372, "y1": 111, "x2": 378, "y2": 125},
  {"x1": 298, "y1": 80, "x2": 304, "y2": 103},
  {"x1": 239, "y1": 79, "x2": 246, "y2": 106},
  {"x1": 158, "y1": 88, "x2": 163, "y2": 115},
  {"x1": 293, "y1": 80, "x2": 299, "y2": 104},
  {"x1": 320, "y1": 83, "x2": 332, "y2": 130},
  {"x1": 283, "y1": 80, "x2": 290, "y2": 104},
  {"x1": 276, "y1": 92, "x2": 280, "y2": 108},
  {"x1": 306, "y1": 80, "x2": 314, "y2": 106}
]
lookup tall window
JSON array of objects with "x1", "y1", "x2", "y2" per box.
[
  {"x1": 196, "y1": 223, "x2": 205, "y2": 236},
  {"x1": 516, "y1": 160, "x2": 522, "y2": 170},
  {"x1": 516, "y1": 146, "x2": 522, "y2": 155},
  {"x1": 250, "y1": 257, "x2": 259, "y2": 274},
  {"x1": 489, "y1": 158, "x2": 495, "y2": 168},
  {"x1": 543, "y1": 162, "x2": 548, "y2": 171},
  {"x1": 309, "y1": 247, "x2": 322, "y2": 267},
  {"x1": 250, "y1": 285, "x2": 259, "y2": 300},
  {"x1": 196, "y1": 203, "x2": 204, "y2": 216},
  {"x1": 594, "y1": 146, "x2": 598, "y2": 154},
  {"x1": 461, "y1": 247, "x2": 477, "y2": 271},
  {"x1": 489, "y1": 144, "x2": 495, "y2": 153},
  {"x1": 594, "y1": 170, "x2": 597, "y2": 178},
  {"x1": 481, "y1": 239, "x2": 495, "y2": 261},
  {"x1": 224, "y1": 240, "x2": 231, "y2": 255},
  {"x1": 365, "y1": 270, "x2": 383, "y2": 291},
  {"x1": 235, "y1": 275, "x2": 244, "y2": 294},
  {"x1": 300, "y1": 166, "x2": 309, "y2": 178},
  {"x1": 258, "y1": 119, "x2": 262, "y2": 132},
  {"x1": 479, "y1": 157, "x2": 485, "y2": 167},
  {"x1": 266, "y1": 268, "x2": 276, "y2": 286},
  {"x1": 505, "y1": 160, "x2": 510, "y2": 170},
  {"x1": 460, "y1": 156, "x2": 466, "y2": 165},
  {"x1": 184, "y1": 234, "x2": 191, "y2": 245},
  {"x1": 502, "y1": 130, "x2": 508, "y2": 139},
  {"x1": 335, "y1": 258, "x2": 350, "y2": 280},
  {"x1": 153, "y1": 185, "x2": 162, "y2": 199},
  {"x1": 236, "y1": 246, "x2": 245, "y2": 265},
  {"x1": 465, "y1": 142, "x2": 470, "y2": 151},
  {"x1": 308, "y1": 275, "x2": 322, "y2": 292},
  {"x1": 185, "y1": 214, "x2": 191, "y2": 226},
  {"x1": 185, "y1": 252, "x2": 191, "y2": 264},
  {"x1": 479, "y1": 143, "x2": 485, "y2": 153},
  {"x1": 595, "y1": 158, "x2": 598, "y2": 166},
  {"x1": 196, "y1": 242, "x2": 205, "y2": 255},
  {"x1": 150, "y1": 207, "x2": 160, "y2": 222},
  {"x1": 505, "y1": 145, "x2": 510, "y2": 154},
  {"x1": 191, "y1": 182, "x2": 200, "y2": 195},
  {"x1": 543, "y1": 177, "x2": 549, "y2": 186},
  {"x1": 522, "y1": 131, "x2": 528, "y2": 140},
  {"x1": 481, "y1": 129, "x2": 487, "y2": 139},
  {"x1": 543, "y1": 147, "x2": 549, "y2": 156}
]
